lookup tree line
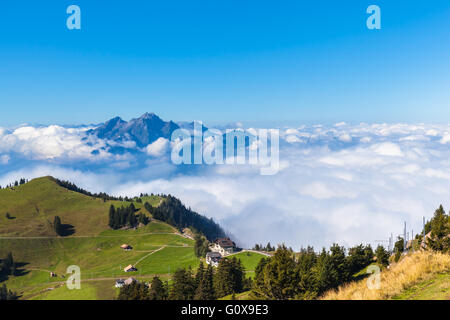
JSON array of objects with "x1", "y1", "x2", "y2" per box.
[
  {"x1": 144, "y1": 196, "x2": 225, "y2": 241},
  {"x1": 54, "y1": 178, "x2": 129, "y2": 202},
  {"x1": 0, "y1": 178, "x2": 28, "y2": 189},
  {"x1": 118, "y1": 258, "x2": 251, "y2": 300},
  {"x1": 251, "y1": 243, "x2": 388, "y2": 300},
  {"x1": 252, "y1": 242, "x2": 276, "y2": 252},
  {"x1": 108, "y1": 204, "x2": 149, "y2": 230}
]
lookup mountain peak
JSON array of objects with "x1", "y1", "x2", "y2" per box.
[
  {"x1": 139, "y1": 112, "x2": 158, "y2": 119},
  {"x1": 88, "y1": 113, "x2": 179, "y2": 147}
]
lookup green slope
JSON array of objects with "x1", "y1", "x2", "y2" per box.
[
  {"x1": 0, "y1": 176, "x2": 140, "y2": 237},
  {"x1": 0, "y1": 177, "x2": 200, "y2": 300},
  {"x1": 226, "y1": 251, "x2": 267, "y2": 278},
  {"x1": 393, "y1": 272, "x2": 450, "y2": 300}
]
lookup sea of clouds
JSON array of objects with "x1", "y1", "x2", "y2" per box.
[{"x1": 1, "y1": 122, "x2": 450, "y2": 250}]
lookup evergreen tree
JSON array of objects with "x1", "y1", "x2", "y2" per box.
[
  {"x1": 252, "y1": 245, "x2": 297, "y2": 300},
  {"x1": 346, "y1": 244, "x2": 374, "y2": 275},
  {"x1": 329, "y1": 243, "x2": 349, "y2": 286},
  {"x1": 149, "y1": 276, "x2": 168, "y2": 300},
  {"x1": 0, "y1": 284, "x2": 18, "y2": 300},
  {"x1": 214, "y1": 257, "x2": 245, "y2": 298},
  {"x1": 108, "y1": 205, "x2": 116, "y2": 229},
  {"x1": 426, "y1": 205, "x2": 450, "y2": 252},
  {"x1": 195, "y1": 264, "x2": 216, "y2": 300},
  {"x1": 194, "y1": 234, "x2": 210, "y2": 258},
  {"x1": 117, "y1": 281, "x2": 149, "y2": 300},
  {"x1": 295, "y1": 246, "x2": 318, "y2": 299},
  {"x1": 394, "y1": 237, "x2": 404, "y2": 262},
  {"x1": 314, "y1": 248, "x2": 338, "y2": 295},
  {"x1": 0, "y1": 252, "x2": 15, "y2": 278},
  {"x1": 375, "y1": 245, "x2": 390, "y2": 267},
  {"x1": 54, "y1": 216, "x2": 63, "y2": 236},
  {"x1": 169, "y1": 268, "x2": 196, "y2": 300}
]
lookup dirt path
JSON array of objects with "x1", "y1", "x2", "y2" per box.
[{"x1": 134, "y1": 246, "x2": 166, "y2": 266}]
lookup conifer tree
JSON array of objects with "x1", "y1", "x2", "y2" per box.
[
  {"x1": 53, "y1": 216, "x2": 63, "y2": 236},
  {"x1": 149, "y1": 276, "x2": 168, "y2": 300}
]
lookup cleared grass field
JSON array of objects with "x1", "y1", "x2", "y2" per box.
[
  {"x1": 227, "y1": 251, "x2": 266, "y2": 272},
  {"x1": 0, "y1": 177, "x2": 162, "y2": 237},
  {"x1": 0, "y1": 177, "x2": 200, "y2": 299}
]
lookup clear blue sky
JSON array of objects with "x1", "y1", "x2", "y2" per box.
[{"x1": 0, "y1": 1, "x2": 449, "y2": 126}]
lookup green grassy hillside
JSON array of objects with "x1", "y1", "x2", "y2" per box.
[
  {"x1": 0, "y1": 177, "x2": 200, "y2": 300},
  {"x1": 0, "y1": 177, "x2": 145, "y2": 236},
  {"x1": 226, "y1": 251, "x2": 267, "y2": 278}
]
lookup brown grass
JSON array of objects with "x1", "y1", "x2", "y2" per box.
[{"x1": 321, "y1": 250, "x2": 450, "y2": 300}]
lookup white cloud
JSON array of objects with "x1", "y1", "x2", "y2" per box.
[
  {"x1": 2, "y1": 122, "x2": 450, "y2": 250},
  {"x1": 372, "y1": 142, "x2": 404, "y2": 157},
  {"x1": 0, "y1": 125, "x2": 110, "y2": 161},
  {"x1": 146, "y1": 137, "x2": 169, "y2": 157}
]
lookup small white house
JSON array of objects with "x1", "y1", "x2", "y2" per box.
[
  {"x1": 210, "y1": 238, "x2": 236, "y2": 256},
  {"x1": 206, "y1": 252, "x2": 222, "y2": 267}
]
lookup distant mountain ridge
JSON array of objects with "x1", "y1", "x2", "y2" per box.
[{"x1": 88, "y1": 112, "x2": 180, "y2": 148}]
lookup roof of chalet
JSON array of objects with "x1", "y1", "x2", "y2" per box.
[
  {"x1": 214, "y1": 237, "x2": 235, "y2": 248},
  {"x1": 206, "y1": 252, "x2": 222, "y2": 258}
]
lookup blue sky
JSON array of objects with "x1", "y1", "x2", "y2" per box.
[{"x1": 0, "y1": 1, "x2": 449, "y2": 126}]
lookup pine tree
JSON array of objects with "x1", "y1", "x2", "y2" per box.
[
  {"x1": 149, "y1": 276, "x2": 168, "y2": 300},
  {"x1": 295, "y1": 246, "x2": 318, "y2": 299},
  {"x1": 1, "y1": 252, "x2": 15, "y2": 276},
  {"x1": 108, "y1": 205, "x2": 116, "y2": 229},
  {"x1": 0, "y1": 284, "x2": 18, "y2": 300},
  {"x1": 252, "y1": 245, "x2": 297, "y2": 300},
  {"x1": 169, "y1": 268, "x2": 196, "y2": 300},
  {"x1": 375, "y1": 245, "x2": 390, "y2": 267},
  {"x1": 329, "y1": 243, "x2": 349, "y2": 286},
  {"x1": 195, "y1": 263, "x2": 215, "y2": 300},
  {"x1": 426, "y1": 205, "x2": 450, "y2": 252},
  {"x1": 314, "y1": 248, "x2": 338, "y2": 295},
  {"x1": 54, "y1": 216, "x2": 63, "y2": 236}
]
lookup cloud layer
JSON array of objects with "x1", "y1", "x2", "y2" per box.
[{"x1": 1, "y1": 122, "x2": 450, "y2": 250}]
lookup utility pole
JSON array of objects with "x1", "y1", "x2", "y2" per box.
[
  {"x1": 389, "y1": 233, "x2": 393, "y2": 253},
  {"x1": 422, "y1": 216, "x2": 426, "y2": 249},
  {"x1": 403, "y1": 221, "x2": 407, "y2": 252}
]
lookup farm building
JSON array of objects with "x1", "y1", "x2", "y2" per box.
[
  {"x1": 206, "y1": 252, "x2": 222, "y2": 267},
  {"x1": 124, "y1": 277, "x2": 137, "y2": 285},
  {"x1": 210, "y1": 237, "x2": 236, "y2": 256},
  {"x1": 124, "y1": 264, "x2": 137, "y2": 272},
  {"x1": 115, "y1": 279, "x2": 125, "y2": 288},
  {"x1": 120, "y1": 244, "x2": 132, "y2": 251}
]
